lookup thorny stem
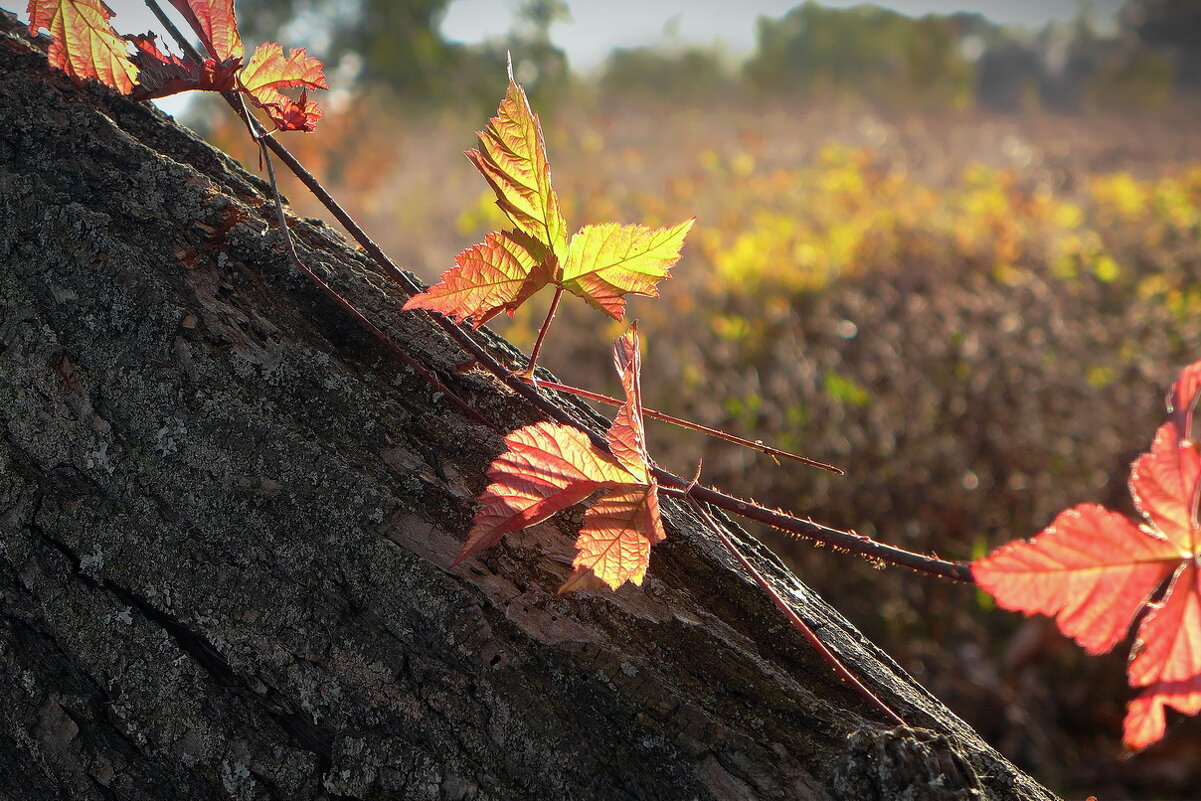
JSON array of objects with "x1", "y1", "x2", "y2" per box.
[
  {"x1": 663, "y1": 481, "x2": 973, "y2": 581},
  {"x1": 146, "y1": 3, "x2": 975, "y2": 583},
  {"x1": 518, "y1": 375, "x2": 842, "y2": 473},
  {"x1": 524, "y1": 287, "x2": 563, "y2": 377},
  {"x1": 683, "y1": 494, "x2": 907, "y2": 727}
]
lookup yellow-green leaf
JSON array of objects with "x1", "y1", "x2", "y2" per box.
[
  {"x1": 560, "y1": 219, "x2": 695, "y2": 319},
  {"x1": 466, "y1": 63, "x2": 569, "y2": 264}
]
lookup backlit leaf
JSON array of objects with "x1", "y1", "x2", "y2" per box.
[
  {"x1": 166, "y1": 0, "x2": 242, "y2": 62},
  {"x1": 1167, "y1": 361, "x2": 1201, "y2": 443},
  {"x1": 606, "y1": 323, "x2": 651, "y2": 481},
  {"x1": 409, "y1": 68, "x2": 693, "y2": 336},
  {"x1": 560, "y1": 219, "x2": 695, "y2": 320},
  {"x1": 1123, "y1": 676, "x2": 1201, "y2": 751},
  {"x1": 972, "y1": 503, "x2": 1178, "y2": 655},
  {"x1": 457, "y1": 328, "x2": 667, "y2": 593},
  {"x1": 563, "y1": 483, "x2": 663, "y2": 591},
  {"x1": 403, "y1": 230, "x2": 548, "y2": 326},
  {"x1": 28, "y1": 0, "x2": 138, "y2": 93},
  {"x1": 467, "y1": 60, "x2": 568, "y2": 262},
  {"x1": 1130, "y1": 423, "x2": 1201, "y2": 551},
  {"x1": 236, "y1": 42, "x2": 327, "y2": 131},
  {"x1": 455, "y1": 423, "x2": 637, "y2": 565},
  {"x1": 126, "y1": 32, "x2": 236, "y2": 98},
  {"x1": 1128, "y1": 564, "x2": 1201, "y2": 686}
]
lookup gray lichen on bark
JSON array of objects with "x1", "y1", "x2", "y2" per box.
[{"x1": 0, "y1": 13, "x2": 1057, "y2": 800}]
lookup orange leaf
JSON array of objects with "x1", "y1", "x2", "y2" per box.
[
  {"x1": 403, "y1": 230, "x2": 549, "y2": 326},
  {"x1": 238, "y1": 42, "x2": 327, "y2": 131},
  {"x1": 560, "y1": 326, "x2": 665, "y2": 591},
  {"x1": 28, "y1": 0, "x2": 138, "y2": 93},
  {"x1": 1123, "y1": 675, "x2": 1201, "y2": 751},
  {"x1": 606, "y1": 323, "x2": 651, "y2": 481},
  {"x1": 466, "y1": 60, "x2": 569, "y2": 263},
  {"x1": 455, "y1": 423, "x2": 638, "y2": 565},
  {"x1": 972, "y1": 503, "x2": 1179, "y2": 655},
  {"x1": 559, "y1": 219, "x2": 695, "y2": 320},
  {"x1": 563, "y1": 483, "x2": 664, "y2": 591},
  {"x1": 166, "y1": 0, "x2": 242, "y2": 63}
]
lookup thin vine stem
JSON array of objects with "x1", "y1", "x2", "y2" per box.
[
  {"x1": 662, "y1": 482, "x2": 972, "y2": 581},
  {"x1": 519, "y1": 375, "x2": 842, "y2": 473},
  {"x1": 524, "y1": 287, "x2": 563, "y2": 376},
  {"x1": 145, "y1": 2, "x2": 975, "y2": 584},
  {"x1": 683, "y1": 494, "x2": 907, "y2": 727}
]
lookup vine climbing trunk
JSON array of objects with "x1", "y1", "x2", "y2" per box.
[{"x1": 0, "y1": 14, "x2": 1056, "y2": 801}]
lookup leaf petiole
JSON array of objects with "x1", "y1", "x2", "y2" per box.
[{"x1": 521, "y1": 286, "x2": 563, "y2": 377}]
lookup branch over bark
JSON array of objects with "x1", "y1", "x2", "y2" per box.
[{"x1": 0, "y1": 14, "x2": 1056, "y2": 800}]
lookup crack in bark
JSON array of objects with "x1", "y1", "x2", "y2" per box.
[{"x1": 3, "y1": 445, "x2": 342, "y2": 796}]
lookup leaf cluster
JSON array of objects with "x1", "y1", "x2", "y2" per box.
[{"x1": 26, "y1": 0, "x2": 327, "y2": 131}]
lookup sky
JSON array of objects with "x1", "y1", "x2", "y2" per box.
[{"x1": 443, "y1": 0, "x2": 1126, "y2": 70}]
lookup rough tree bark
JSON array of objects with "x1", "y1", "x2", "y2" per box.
[{"x1": 0, "y1": 15, "x2": 1058, "y2": 801}]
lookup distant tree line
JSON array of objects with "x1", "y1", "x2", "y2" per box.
[{"x1": 237, "y1": 0, "x2": 1200, "y2": 112}]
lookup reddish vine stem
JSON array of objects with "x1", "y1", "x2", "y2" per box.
[
  {"x1": 145, "y1": 5, "x2": 974, "y2": 583},
  {"x1": 682, "y1": 494, "x2": 907, "y2": 726},
  {"x1": 518, "y1": 375, "x2": 842, "y2": 473},
  {"x1": 524, "y1": 287, "x2": 563, "y2": 376}
]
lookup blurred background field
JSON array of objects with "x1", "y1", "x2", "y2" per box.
[{"x1": 172, "y1": 0, "x2": 1201, "y2": 796}]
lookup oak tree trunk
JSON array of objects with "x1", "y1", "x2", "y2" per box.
[{"x1": 0, "y1": 14, "x2": 1058, "y2": 801}]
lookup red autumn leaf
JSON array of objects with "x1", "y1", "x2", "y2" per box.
[
  {"x1": 126, "y1": 32, "x2": 235, "y2": 98},
  {"x1": 1124, "y1": 674, "x2": 1201, "y2": 751},
  {"x1": 31, "y1": 0, "x2": 329, "y2": 132},
  {"x1": 563, "y1": 325, "x2": 665, "y2": 590},
  {"x1": 1168, "y1": 361, "x2": 1201, "y2": 442},
  {"x1": 457, "y1": 327, "x2": 666, "y2": 592},
  {"x1": 405, "y1": 65, "x2": 692, "y2": 327},
  {"x1": 973, "y1": 361, "x2": 1201, "y2": 749},
  {"x1": 454, "y1": 422, "x2": 638, "y2": 565},
  {"x1": 165, "y1": 0, "x2": 241, "y2": 63},
  {"x1": 27, "y1": 0, "x2": 139, "y2": 93}
]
